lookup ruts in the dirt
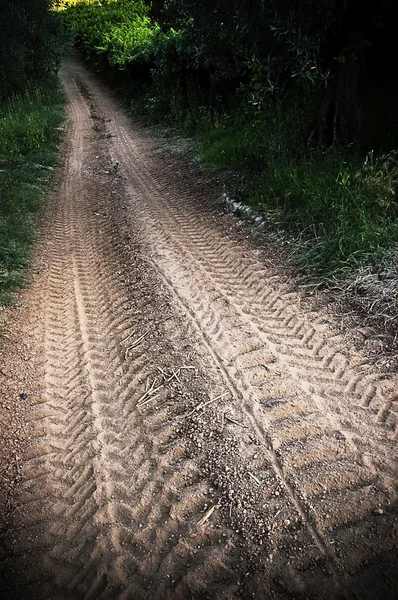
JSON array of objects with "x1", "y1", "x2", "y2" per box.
[{"x1": 1, "y1": 60, "x2": 397, "y2": 600}]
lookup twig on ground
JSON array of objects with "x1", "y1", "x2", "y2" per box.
[
  {"x1": 186, "y1": 391, "x2": 230, "y2": 418},
  {"x1": 137, "y1": 377, "x2": 163, "y2": 405},
  {"x1": 197, "y1": 504, "x2": 218, "y2": 526},
  {"x1": 121, "y1": 329, "x2": 136, "y2": 344},
  {"x1": 157, "y1": 315, "x2": 174, "y2": 325},
  {"x1": 248, "y1": 471, "x2": 261, "y2": 486},
  {"x1": 125, "y1": 330, "x2": 150, "y2": 359},
  {"x1": 167, "y1": 369, "x2": 181, "y2": 383},
  {"x1": 138, "y1": 394, "x2": 161, "y2": 407},
  {"x1": 270, "y1": 509, "x2": 282, "y2": 531},
  {"x1": 225, "y1": 414, "x2": 248, "y2": 428}
]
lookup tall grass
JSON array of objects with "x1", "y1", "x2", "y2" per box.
[
  {"x1": 0, "y1": 80, "x2": 65, "y2": 305},
  {"x1": 115, "y1": 75, "x2": 398, "y2": 278},
  {"x1": 201, "y1": 109, "x2": 398, "y2": 277}
]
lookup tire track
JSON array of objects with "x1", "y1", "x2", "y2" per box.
[
  {"x1": 2, "y1": 68, "x2": 243, "y2": 599},
  {"x1": 65, "y1": 61, "x2": 398, "y2": 596}
]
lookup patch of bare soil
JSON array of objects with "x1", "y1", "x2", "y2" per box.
[{"x1": 0, "y1": 60, "x2": 397, "y2": 599}]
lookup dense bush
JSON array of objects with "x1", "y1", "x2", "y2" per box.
[
  {"x1": 59, "y1": 0, "x2": 156, "y2": 67},
  {"x1": 0, "y1": 1, "x2": 68, "y2": 304}
]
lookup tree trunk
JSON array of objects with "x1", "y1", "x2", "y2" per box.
[
  {"x1": 310, "y1": 0, "x2": 364, "y2": 150},
  {"x1": 314, "y1": 58, "x2": 360, "y2": 150}
]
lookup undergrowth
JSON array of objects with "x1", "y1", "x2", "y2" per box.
[
  {"x1": 0, "y1": 80, "x2": 65, "y2": 306},
  {"x1": 113, "y1": 78, "x2": 398, "y2": 280},
  {"x1": 201, "y1": 111, "x2": 398, "y2": 278}
]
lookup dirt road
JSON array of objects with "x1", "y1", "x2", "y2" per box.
[{"x1": 1, "y1": 60, "x2": 397, "y2": 599}]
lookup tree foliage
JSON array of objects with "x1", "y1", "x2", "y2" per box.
[
  {"x1": 0, "y1": 0, "x2": 68, "y2": 98},
  {"x1": 59, "y1": 0, "x2": 156, "y2": 67},
  {"x1": 61, "y1": 0, "x2": 398, "y2": 150}
]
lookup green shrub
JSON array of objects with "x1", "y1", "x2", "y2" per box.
[
  {"x1": 200, "y1": 105, "x2": 398, "y2": 276},
  {"x1": 59, "y1": 0, "x2": 156, "y2": 66}
]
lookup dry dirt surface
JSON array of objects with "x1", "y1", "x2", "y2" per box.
[{"x1": 1, "y1": 60, "x2": 397, "y2": 600}]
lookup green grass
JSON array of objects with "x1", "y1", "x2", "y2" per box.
[
  {"x1": 0, "y1": 79, "x2": 65, "y2": 305},
  {"x1": 201, "y1": 113, "x2": 398, "y2": 277}
]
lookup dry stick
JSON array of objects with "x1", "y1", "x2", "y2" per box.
[
  {"x1": 197, "y1": 504, "x2": 218, "y2": 527},
  {"x1": 139, "y1": 393, "x2": 161, "y2": 407},
  {"x1": 139, "y1": 364, "x2": 183, "y2": 408},
  {"x1": 156, "y1": 366, "x2": 180, "y2": 384},
  {"x1": 138, "y1": 384, "x2": 164, "y2": 405},
  {"x1": 128, "y1": 330, "x2": 150, "y2": 349},
  {"x1": 248, "y1": 472, "x2": 261, "y2": 486},
  {"x1": 137, "y1": 378, "x2": 164, "y2": 405},
  {"x1": 125, "y1": 330, "x2": 150, "y2": 359},
  {"x1": 123, "y1": 314, "x2": 172, "y2": 347},
  {"x1": 121, "y1": 329, "x2": 136, "y2": 344},
  {"x1": 156, "y1": 315, "x2": 173, "y2": 326},
  {"x1": 186, "y1": 391, "x2": 230, "y2": 418},
  {"x1": 225, "y1": 414, "x2": 248, "y2": 428},
  {"x1": 198, "y1": 391, "x2": 230, "y2": 411},
  {"x1": 168, "y1": 369, "x2": 181, "y2": 383},
  {"x1": 137, "y1": 384, "x2": 163, "y2": 404},
  {"x1": 270, "y1": 509, "x2": 282, "y2": 531},
  {"x1": 137, "y1": 377, "x2": 156, "y2": 404}
]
